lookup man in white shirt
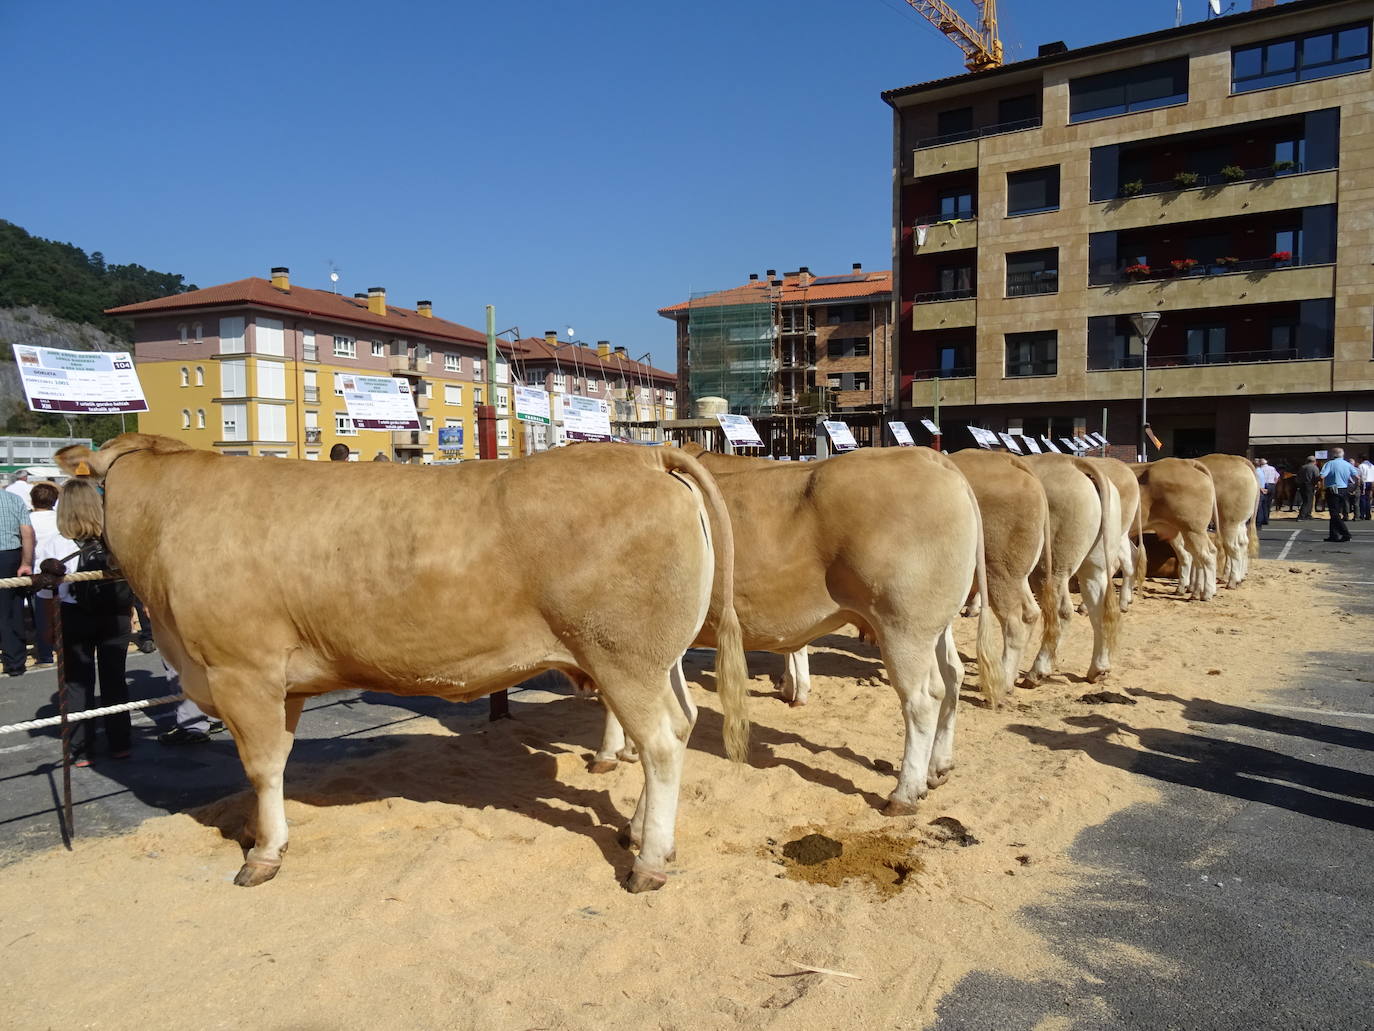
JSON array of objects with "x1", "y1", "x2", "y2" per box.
[
  {"x1": 1254, "y1": 458, "x2": 1279, "y2": 526},
  {"x1": 4, "y1": 471, "x2": 33, "y2": 510},
  {"x1": 1358, "y1": 454, "x2": 1374, "y2": 520}
]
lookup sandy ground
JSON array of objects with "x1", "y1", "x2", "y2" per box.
[{"x1": 0, "y1": 557, "x2": 1336, "y2": 1030}]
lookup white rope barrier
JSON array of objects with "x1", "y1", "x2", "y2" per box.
[
  {"x1": 0, "y1": 570, "x2": 118, "y2": 590},
  {"x1": 0, "y1": 693, "x2": 186, "y2": 735}
]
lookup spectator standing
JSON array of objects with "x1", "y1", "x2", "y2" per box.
[
  {"x1": 1359, "y1": 454, "x2": 1374, "y2": 520},
  {"x1": 4, "y1": 470, "x2": 33, "y2": 510},
  {"x1": 1297, "y1": 456, "x2": 1321, "y2": 520},
  {"x1": 1321, "y1": 448, "x2": 1359, "y2": 543},
  {"x1": 0, "y1": 487, "x2": 34, "y2": 676},
  {"x1": 1254, "y1": 458, "x2": 1278, "y2": 526},
  {"x1": 27, "y1": 482, "x2": 61, "y2": 668},
  {"x1": 35, "y1": 480, "x2": 134, "y2": 764}
]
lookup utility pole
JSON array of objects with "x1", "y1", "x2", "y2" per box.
[
  {"x1": 931, "y1": 379, "x2": 942, "y2": 452},
  {"x1": 480, "y1": 304, "x2": 509, "y2": 722}
]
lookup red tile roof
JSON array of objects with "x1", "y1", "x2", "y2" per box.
[
  {"x1": 513, "y1": 337, "x2": 674, "y2": 386},
  {"x1": 657, "y1": 269, "x2": 892, "y2": 317},
  {"x1": 106, "y1": 278, "x2": 489, "y2": 347}
]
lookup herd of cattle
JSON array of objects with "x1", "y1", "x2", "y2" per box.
[{"x1": 53, "y1": 434, "x2": 1260, "y2": 893}]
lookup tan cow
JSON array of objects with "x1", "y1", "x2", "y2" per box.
[
  {"x1": 1131, "y1": 458, "x2": 1219, "y2": 601},
  {"x1": 596, "y1": 444, "x2": 999, "y2": 815},
  {"x1": 1084, "y1": 456, "x2": 1147, "y2": 611},
  {"x1": 1197, "y1": 453, "x2": 1260, "y2": 588},
  {"x1": 948, "y1": 450, "x2": 1056, "y2": 698},
  {"x1": 56, "y1": 434, "x2": 750, "y2": 894},
  {"x1": 1020, "y1": 453, "x2": 1122, "y2": 684}
]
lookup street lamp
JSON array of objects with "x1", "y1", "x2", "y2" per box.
[{"x1": 1130, "y1": 312, "x2": 1161, "y2": 462}]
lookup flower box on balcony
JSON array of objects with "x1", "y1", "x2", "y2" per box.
[
  {"x1": 1172, "y1": 172, "x2": 1201, "y2": 189},
  {"x1": 1270, "y1": 251, "x2": 1293, "y2": 266},
  {"x1": 1214, "y1": 256, "x2": 1240, "y2": 269},
  {"x1": 1170, "y1": 258, "x2": 1199, "y2": 273},
  {"x1": 1124, "y1": 263, "x2": 1152, "y2": 280}
]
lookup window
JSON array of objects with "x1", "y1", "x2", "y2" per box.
[
  {"x1": 938, "y1": 342, "x2": 974, "y2": 376},
  {"x1": 333, "y1": 335, "x2": 356, "y2": 359},
  {"x1": 259, "y1": 405, "x2": 287, "y2": 441},
  {"x1": 194, "y1": 366, "x2": 204, "y2": 386},
  {"x1": 552, "y1": 372, "x2": 565, "y2": 392},
  {"x1": 219, "y1": 316, "x2": 245, "y2": 354},
  {"x1": 853, "y1": 339, "x2": 871, "y2": 358},
  {"x1": 335, "y1": 413, "x2": 357, "y2": 436},
  {"x1": 472, "y1": 359, "x2": 483, "y2": 379},
  {"x1": 180, "y1": 409, "x2": 191, "y2": 429},
  {"x1": 256, "y1": 318, "x2": 285, "y2": 356},
  {"x1": 196, "y1": 409, "x2": 206, "y2": 429},
  {"x1": 257, "y1": 361, "x2": 286, "y2": 399},
  {"x1": 853, "y1": 373, "x2": 870, "y2": 391},
  {"x1": 445, "y1": 353, "x2": 460, "y2": 372},
  {"x1": 305, "y1": 411, "x2": 318, "y2": 429},
  {"x1": 938, "y1": 187, "x2": 975, "y2": 221},
  {"x1": 497, "y1": 422, "x2": 511, "y2": 447},
  {"x1": 496, "y1": 357, "x2": 510, "y2": 384},
  {"x1": 372, "y1": 340, "x2": 385, "y2": 358},
  {"x1": 827, "y1": 374, "x2": 843, "y2": 389},
  {"x1": 997, "y1": 93, "x2": 1038, "y2": 126},
  {"x1": 496, "y1": 388, "x2": 509, "y2": 415},
  {"x1": 937, "y1": 263, "x2": 976, "y2": 298},
  {"x1": 222, "y1": 404, "x2": 248, "y2": 441},
  {"x1": 193, "y1": 322, "x2": 202, "y2": 343},
  {"x1": 1005, "y1": 331, "x2": 1058, "y2": 377},
  {"x1": 1070, "y1": 58, "x2": 1189, "y2": 122},
  {"x1": 1185, "y1": 325, "x2": 1227, "y2": 364},
  {"x1": 1007, "y1": 166, "x2": 1060, "y2": 216},
  {"x1": 333, "y1": 373, "x2": 346, "y2": 395},
  {"x1": 179, "y1": 366, "x2": 189, "y2": 387},
  {"x1": 1006, "y1": 249, "x2": 1060, "y2": 297},
  {"x1": 828, "y1": 338, "x2": 846, "y2": 358},
  {"x1": 472, "y1": 387, "x2": 483, "y2": 405},
  {"x1": 302, "y1": 328, "x2": 317, "y2": 361},
  {"x1": 1232, "y1": 23, "x2": 1370, "y2": 93},
  {"x1": 221, "y1": 360, "x2": 246, "y2": 398},
  {"x1": 444, "y1": 383, "x2": 463, "y2": 405},
  {"x1": 936, "y1": 106, "x2": 974, "y2": 140},
  {"x1": 179, "y1": 324, "x2": 188, "y2": 344}
]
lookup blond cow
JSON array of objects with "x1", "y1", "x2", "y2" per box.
[
  {"x1": 1131, "y1": 458, "x2": 1219, "y2": 601},
  {"x1": 1197, "y1": 453, "x2": 1261, "y2": 588},
  {"x1": 56, "y1": 434, "x2": 750, "y2": 894},
  {"x1": 1021, "y1": 453, "x2": 1122, "y2": 684},
  {"x1": 1085, "y1": 456, "x2": 1147, "y2": 612},
  {"x1": 595, "y1": 445, "x2": 998, "y2": 816}
]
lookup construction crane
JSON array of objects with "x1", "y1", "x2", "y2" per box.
[{"x1": 903, "y1": 0, "x2": 1003, "y2": 72}]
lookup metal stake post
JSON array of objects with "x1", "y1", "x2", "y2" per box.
[
  {"x1": 484, "y1": 306, "x2": 510, "y2": 723},
  {"x1": 54, "y1": 598, "x2": 73, "y2": 844}
]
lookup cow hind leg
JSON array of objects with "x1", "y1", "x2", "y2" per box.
[
  {"x1": 1185, "y1": 531, "x2": 1218, "y2": 601},
  {"x1": 779, "y1": 648, "x2": 811, "y2": 707},
  {"x1": 876, "y1": 634, "x2": 942, "y2": 816},
  {"x1": 1117, "y1": 532, "x2": 1136, "y2": 611},
  {"x1": 1078, "y1": 564, "x2": 1114, "y2": 682},
  {"x1": 212, "y1": 677, "x2": 302, "y2": 887},
  {"x1": 1167, "y1": 536, "x2": 1193, "y2": 595},
  {"x1": 927, "y1": 626, "x2": 962, "y2": 789},
  {"x1": 601, "y1": 661, "x2": 696, "y2": 893},
  {"x1": 590, "y1": 708, "x2": 635, "y2": 774},
  {"x1": 1028, "y1": 574, "x2": 1070, "y2": 683}
]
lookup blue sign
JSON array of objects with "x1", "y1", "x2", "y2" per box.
[{"x1": 438, "y1": 425, "x2": 464, "y2": 452}]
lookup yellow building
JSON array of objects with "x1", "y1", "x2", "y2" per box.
[{"x1": 108, "y1": 268, "x2": 522, "y2": 461}]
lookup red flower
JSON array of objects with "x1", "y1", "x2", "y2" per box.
[
  {"x1": 1170, "y1": 258, "x2": 1199, "y2": 270},
  {"x1": 1125, "y1": 263, "x2": 1151, "y2": 275},
  {"x1": 1270, "y1": 251, "x2": 1292, "y2": 261}
]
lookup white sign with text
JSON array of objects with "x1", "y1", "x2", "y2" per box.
[
  {"x1": 715, "y1": 413, "x2": 763, "y2": 448},
  {"x1": 888, "y1": 421, "x2": 916, "y2": 447},
  {"x1": 341, "y1": 375, "x2": 421, "y2": 430},
  {"x1": 563, "y1": 395, "x2": 613, "y2": 441},
  {"x1": 823, "y1": 420, "x2": 859, "y2": 452},
  {"x1": 14, "y1": 345, "x2": 148, "y2": 414}
]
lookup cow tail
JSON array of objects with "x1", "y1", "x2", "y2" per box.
[
  {"x1": 958, "y1": 473, "x2": 1002, "y2": 708},
  {"x1": 1077, "y1": 461, "x2": 1122, "y2": 654},
  {"x1": 660, "y1": 450, "x2": 750, "y2": 763},
  {"x1": 1133, "y1": 490, "x2": 1148, "y2": 589},
  {"x1": 1035, "y1": 481, "x2": 1060, "y2": 661},
  {"x1": 1246, "y1": 482, "x2": 1260, "y2": 558}
]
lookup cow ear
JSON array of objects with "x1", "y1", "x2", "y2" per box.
[
  {"x1": 54, "y1": 444, "x2": 96, "y2": 477},
  {"x1": 56, "y1": 434, "x2": 155, "y2": 479}
]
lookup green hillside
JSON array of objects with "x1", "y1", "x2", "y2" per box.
[{"x1": 0, "y1": 219, "x2": 196, "y2": 341}]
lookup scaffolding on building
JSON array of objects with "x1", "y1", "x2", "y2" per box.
[{"x1": 686, "y1": 290, "x2": 778, "y2": 416}]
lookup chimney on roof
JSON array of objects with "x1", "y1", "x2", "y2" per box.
[
  {"x1": 367, "y1": 287, "x2": 387, "y2": 316},
  {"x1": 798, "y1": 266, "x2": 812, "y2": 287},
  {"x1": 766, "y1": 269, "x2": 777, "y2": 279},
  {"x1": 544, "y1": 330, "x2": 557, "y2": 347},
  {"x1": 614, "y1": 346, "x2": 628, "y2": 359},
  {"x1": 270, "y1": 266, "x2": 290, "y2": 292},
  {"x1": 852, "y1": 262, "x2": 863, "y2": 272},
  {"x1": 749, "y1": 273, "x2": 759, "y2": 281},
  {"x1": 353, "y1": 292, "x2": 368, "y2": 299},
  {"x1": 771, "y1": 278, "x2": 783, "y2": 287},
  {"x1": 597, "y1": 340, "x2": 611, "y2": 359},
  {"x1": 1250, "y1": 0, "x2": 1274, "y2": 8},
  {"x1": 1038, "y1": 41, "x2": 1068, "y2": 57},
  {"x1": 416, "y1": 300, "x2": 433, "y2": 318}
]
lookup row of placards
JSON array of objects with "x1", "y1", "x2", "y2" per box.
[{"x1": 966, "y1": 426, "x2": 1110, "y2": 454}]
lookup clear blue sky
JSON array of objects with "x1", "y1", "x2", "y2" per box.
[{"x1": 2, "y1": 0, "x2": 1222, "y2": 369}]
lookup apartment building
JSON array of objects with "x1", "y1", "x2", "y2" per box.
[
  {"x1": 659, "y1": 266, "x2": 893, "y2": 419},
  {"x1": 108, "y1": 268, "x2": 521, "y2": 461},
  {"x1": 515, "y1": 332, "x2": 676, "y2": 446},
  {"x1": 884, "y1": 0, "x2": 1372, "y2": 460}
]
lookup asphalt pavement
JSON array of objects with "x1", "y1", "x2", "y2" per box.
[{"x1": 932, "y1": 510, "x2": 1374, "y2": 1030}]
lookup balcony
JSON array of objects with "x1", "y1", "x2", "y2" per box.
[
  {"x1": 915, "y1": 115, "x2": 1043, "y2": 151},
  {"x1": 1087, "y1": 262, "x2": 1334, "y2": 316},
  {"x1": 912, "y1": 366, "x2": 975, "y2": 380},
  {"x1": 913, "y1": 139, "x2": 978, "y2": 178},
  {"x1": 414, "y1": 393, "x2": 431, "y2": 412},
  {"x1": 391, "y1": 430, "x2": 426, "y2": 449},
  {"x1": 1091, "y1": 347, "x2": 1329, "y2": 372},
  {"x1": 909, "y1": 376, "x2": 975, "y2": 407},
  {"x1": 1111, "y1": 163, "x2": 1309, "y2": 201},
  {"x1": 912, "y1": 217, "x2": 977, "y2": 254},
  {"x1": 387, "y1": 354, "x2": 420, "y2": 375},
  {"x1": 304, "y1": 427, "x2": 322, "y2": 445},
  {"x1": 913, "y1": 297, "x2": 975, "y2": 332},
  {"x1": 914, "y1": 287, "x2": 975, "y2": 304}
]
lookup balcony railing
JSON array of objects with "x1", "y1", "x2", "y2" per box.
[
  {"x1": 391, "y1": 430, "x2": 425, "y2": 448},
  {"x1": 1089, "y1": 346, "x2": 1332, "y2": 372},
  {"x1": 912, "y1": 366, "x2": 976, "y2": 380},
  {"x1": 913, "y1": 210, "x2": 976, "y2": 227},
  {"x1": 915, "y1": 287, "x2": 976, "y2": 304},
  {"x1": 1006, "y1": 272, "x2": 1059, "y2": 297},
  {"x1": 1092, "y1": 256, "x2": 1300, "y2": 286},
  {"x1": 387, "y1": 354, "x2": 420, "y2": 374},
  {"x1": 915, "y1": 116, "x2": 1042, "y2": 150},
  {"x1": 1110, "y1": 163, "x2": 1307, "y2": 201},
  {"x1": 304, "y1": 427, "x2": 322, "y2": 445}
]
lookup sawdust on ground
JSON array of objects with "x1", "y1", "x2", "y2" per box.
[{"x1": 0, "y1": 559, "x2": 1340, "y2": 1030}]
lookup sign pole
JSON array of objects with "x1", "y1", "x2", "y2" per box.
[
  {"x1": 1101, "y1": 407, "x2": 1108, "y2": 457},
  {"x1": 483, "y1": 305, "x2": 509, "y2": 723},
  {"x1": 931, "y1": 379, "x2": 942, "y2": 452}
]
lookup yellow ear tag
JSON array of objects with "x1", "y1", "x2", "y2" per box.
[{"x1": 74, "y1": 461, "x2": 92, "y2": 476}]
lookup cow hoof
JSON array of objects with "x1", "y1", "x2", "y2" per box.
[
  {"x1": 1086, "y1": 668, "x2": 1108, "y2": 683},
  {"x1": 881, "y1": 798, "x2": 922, "y2": 818},
  {"x1": 788, "y1": 698, "x2": 807, "y2": 708},
  {"x1": 624, "y1": 865, "x2": 668, "y2": 893},
  {"x1": 615, "y1": 750, "x2": 640, "y2": 765},
  {"x1": 586, "y1": 758, "x2": 619, "y2": 774},
  {"x1": 927, "y1": 768, "x2": 953, "y2": 789},
  {"x1": 233, "y1": 859, "x2": 281, "y2": 887}
]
